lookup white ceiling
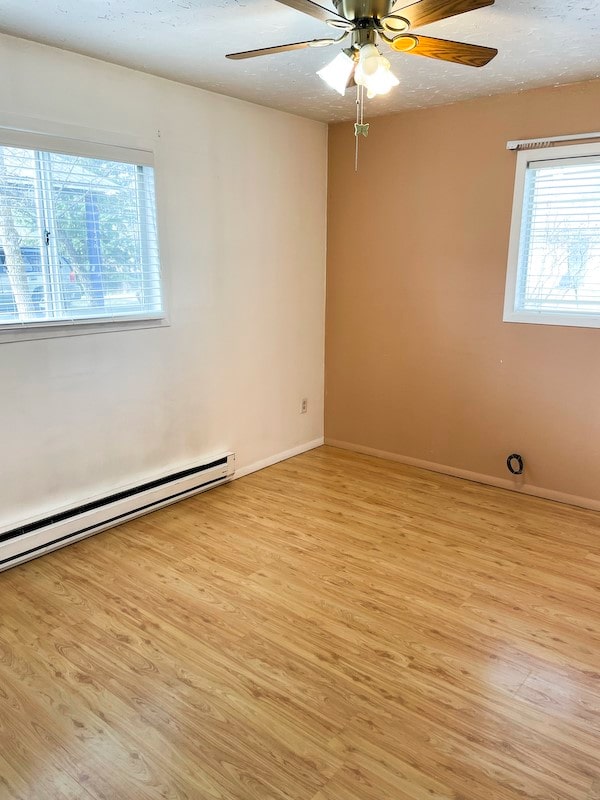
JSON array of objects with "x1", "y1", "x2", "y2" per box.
[{"x1": 0, "y1": 0, "x2": 598, "y2": 123}]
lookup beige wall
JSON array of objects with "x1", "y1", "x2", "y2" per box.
[{"x1": 325, "y1": 79, "x2": 600, "y2": 508}]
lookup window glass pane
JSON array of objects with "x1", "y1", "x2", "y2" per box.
[
  {"x1": 0, "y1": 141, "x2": 162, "y2": 329},
  {"x1": 0, "y1": 147, "x2": 48, "y2": 323},
  {"x1": 517, "y1": 157, "x2": 600, "y2": 315}
]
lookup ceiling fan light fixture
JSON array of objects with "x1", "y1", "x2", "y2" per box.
[
  {"x1": 390, "y1": 34, "x2": 419, "y2": 52},
  {"x1": 317, "y1": 50, "x2": 356, "y2": 96},
  {"x1": 326, "y1": 18, "x2": 355, "y2": 30},
  {"x1": 354, "y1": 43, "x2": 399, "y2": 99},
  {"x1": 380, "y1": 14, "x2": 410, "y2": 33}
]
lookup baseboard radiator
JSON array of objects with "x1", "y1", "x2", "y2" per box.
[{"x1": 0, "y1": 453, "x2": 235, "y2": 573}]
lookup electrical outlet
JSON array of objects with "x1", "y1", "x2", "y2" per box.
[{"x1": 301, "y1": 398, "x2": 308, "y2": 414}]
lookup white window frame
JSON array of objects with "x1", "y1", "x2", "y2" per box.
[
  {"x1": 503, "y1": 141, "x2": 600, "y2": 329},
  {"x1": 0, "y1": 117, "x2": 167, "y2": 344}
]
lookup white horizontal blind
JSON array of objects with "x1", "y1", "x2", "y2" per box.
[
  {"x1": 515, "y1": 155, "x2": 600, "y2": 316},
  {"x1": 0, "y1": 141, "x2": 162, "y2": 328}
]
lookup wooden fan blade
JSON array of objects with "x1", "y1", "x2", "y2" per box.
[
  {"x1": 391, "y1": 34, "x2": 497, "y2": 66},
  {"x1": 226, "y1": 38, "x2": 334, "y2": 59},
  {"x1": 391, "y1": 0, "x2": 494, "y2": 29},
  {"x1": 275, "y1": 0, "x2": 348, "y2": 24}
]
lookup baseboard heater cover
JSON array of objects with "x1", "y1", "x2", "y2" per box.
[{"x1": 0, "y1": 452, "x2": 235, "y2": 572}]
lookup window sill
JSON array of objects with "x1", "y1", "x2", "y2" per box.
[
  {"x1": 503, "y1": 311, "x2": 600, "y2": 330},
  {"x1": 0, "y1": 314, "x2": 169, "y2": 344}
]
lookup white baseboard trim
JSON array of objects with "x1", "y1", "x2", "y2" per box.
[
  {"x1": 233, "y1": 437, "x2": 324, "y2": 480},
  {"x1": 325, "y1": 438, "x2": 600, "y2": 513}
]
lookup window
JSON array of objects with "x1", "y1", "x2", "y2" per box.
[
  {"x1": 504, "y1": 142, "x2": 600, "y2": 328},
  {"x1": 0, "y1": 131, "x2": 162, "y2": 334}
]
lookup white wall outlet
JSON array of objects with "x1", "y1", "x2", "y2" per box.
[{"x1": 301, "y1": 398, "x2": 308, "y2": 414}]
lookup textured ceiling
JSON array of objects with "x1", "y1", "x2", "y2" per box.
[{"x1": 0, "y1": 0, "x2": 598, "y2": 122}]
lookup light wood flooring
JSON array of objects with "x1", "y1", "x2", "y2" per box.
[{"x1": 1, "y1": 445, "x2": 600, "y2": 799}]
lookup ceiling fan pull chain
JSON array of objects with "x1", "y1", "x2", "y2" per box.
[
  {"x1": 355, "y1": 83, "x2": 360, "y2": 172},
  {"x1": 360, "y1": 83, "x2": 364, "y2": 126},
  {"x1": 354, "y1": 83, "x2": 369, "y2": 172}
]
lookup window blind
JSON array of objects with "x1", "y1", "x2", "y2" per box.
[
  {"x1": 516, "y1": 155, "x2": 600, "y2": 316},
  {"x1": 0, "y1": 141, "x2": 162, "y2": 328}
]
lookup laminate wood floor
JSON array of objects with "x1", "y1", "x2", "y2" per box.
[{"x1": 1, "y1": 446, "x2": 600, "y2": 799}]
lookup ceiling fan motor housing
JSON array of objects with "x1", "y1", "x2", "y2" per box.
[
  {"x1": 333, "y1": 0, "x2": 394, "y2": 22},
  {"x1": 351, "y1": 28, "x2": 377, "y2": 48}
]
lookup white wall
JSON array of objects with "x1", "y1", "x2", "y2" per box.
[{"x1": 0, "y1": 34, "x2": 327, "y2": 527}]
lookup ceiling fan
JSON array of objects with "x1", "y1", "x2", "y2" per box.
[
  {"x1": 227, "y1": 0, "x2": 497, "y2": 169},
  {"x1": 226, "y1": 0, "x2": 498, "y2": 98}
]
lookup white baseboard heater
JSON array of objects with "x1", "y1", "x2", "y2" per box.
[{"x1": 0, "y1": 452, "x2": 235, "y2": 573}]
